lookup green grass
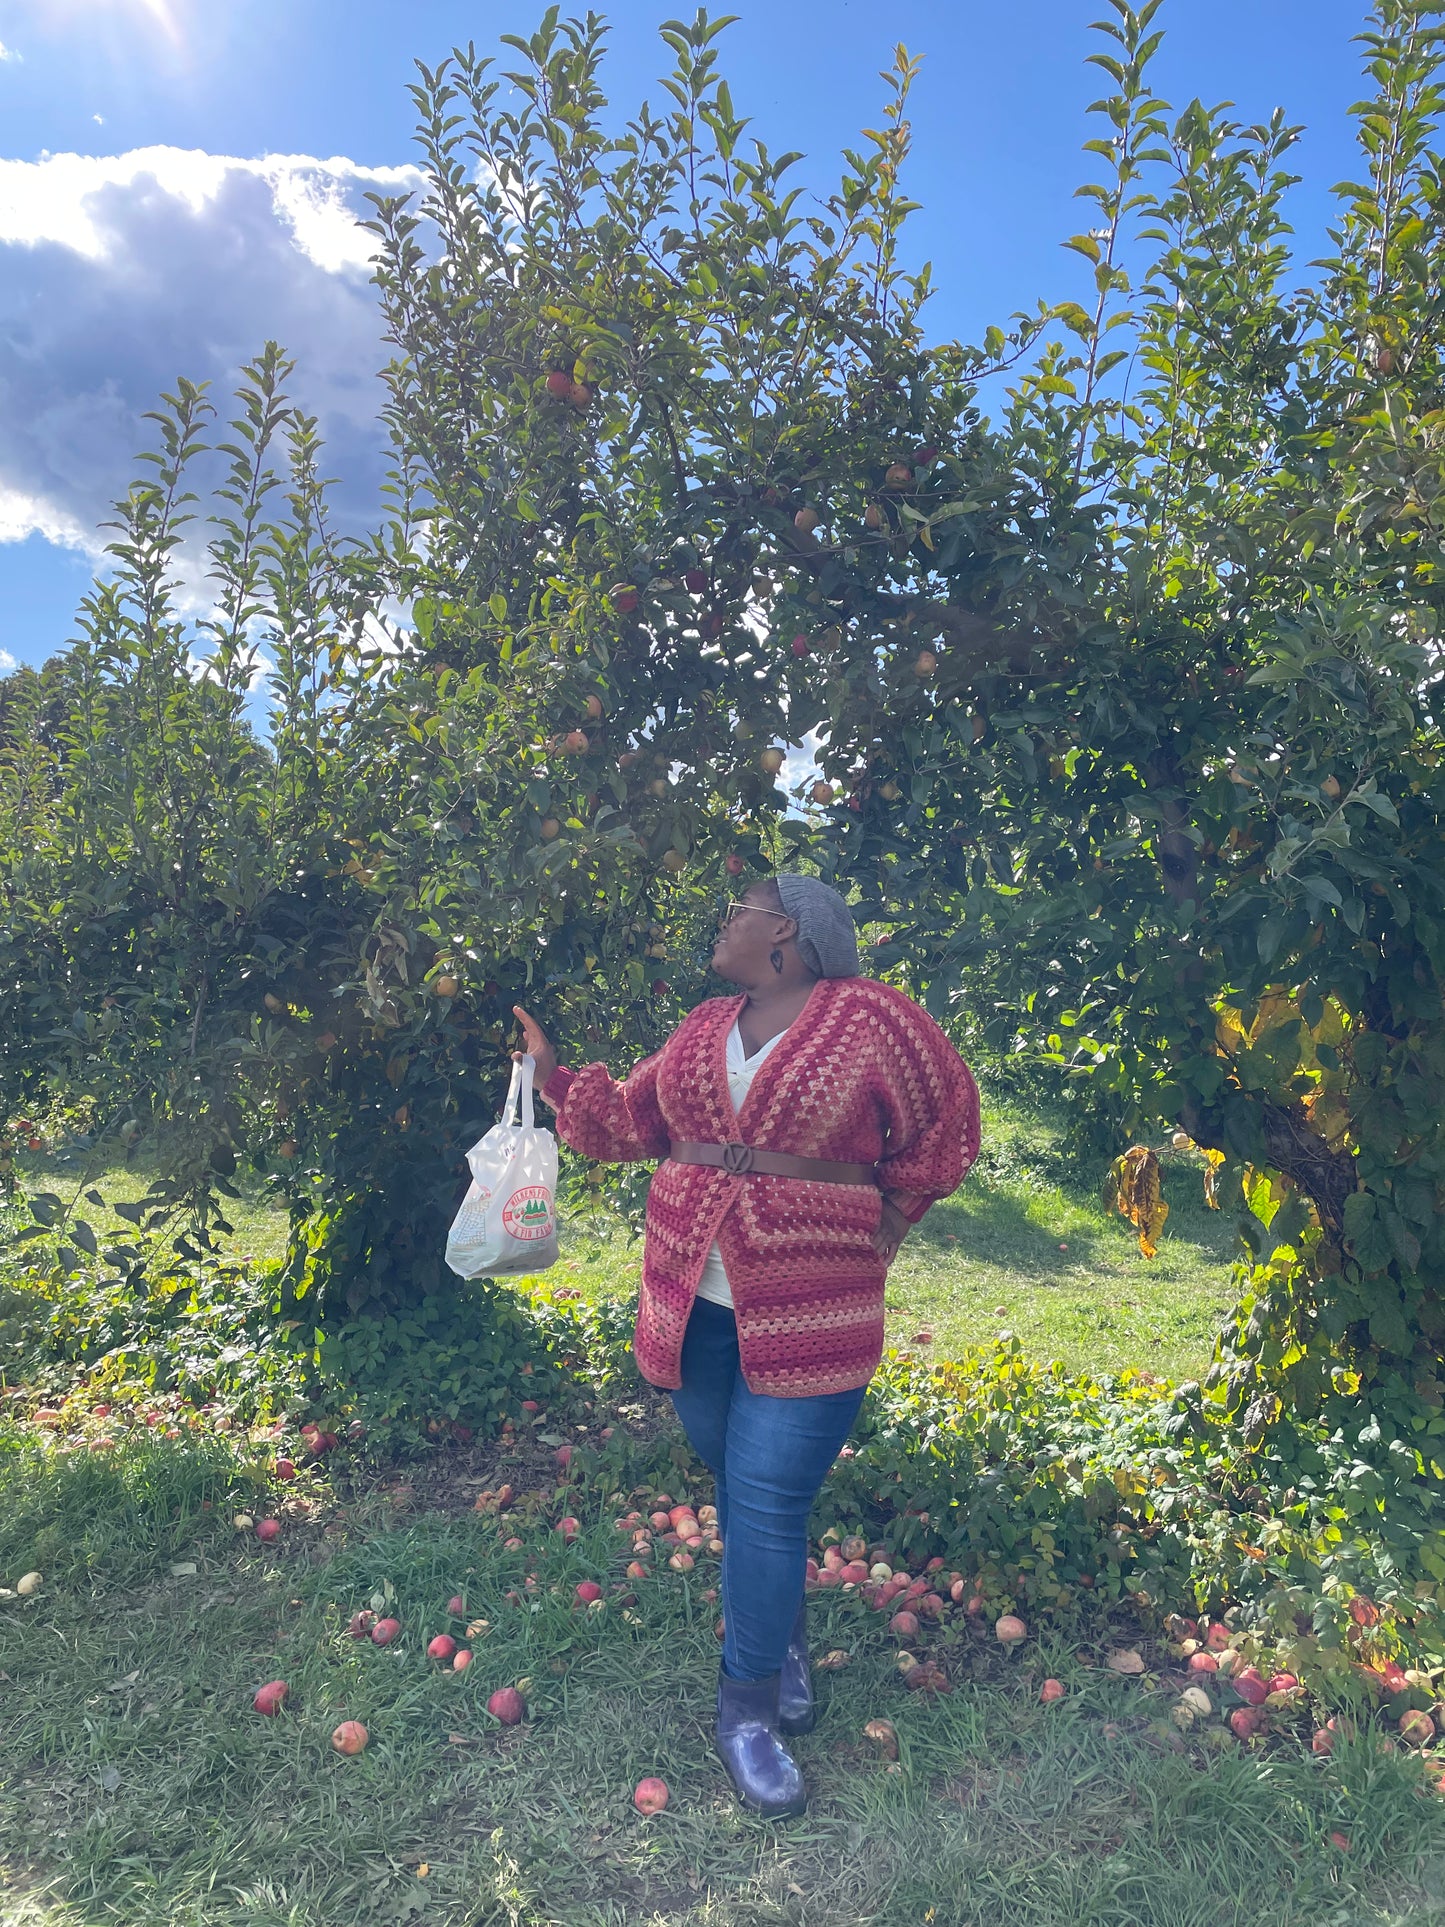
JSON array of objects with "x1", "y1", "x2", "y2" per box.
[
  {"x1": 3, "y1": 1441, "x2": 1443, "y2": 1927},
  {"x1": 6, "y1": 1146, "x2": 291, "y2": 1268}
]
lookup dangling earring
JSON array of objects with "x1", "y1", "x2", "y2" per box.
[{"x1": 770, "y1": 947, "x2": 784, "y2": 973}]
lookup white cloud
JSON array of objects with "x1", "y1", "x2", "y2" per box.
[
  {"x1": 0, "y1": 649, "x2": 17, "y2": 673},
  {"x1": 0, "y1": 42, "x2": 19, "y2": 62},
  {"x1": 0, "y1": 145, "x2": 426, "y2": 571}
]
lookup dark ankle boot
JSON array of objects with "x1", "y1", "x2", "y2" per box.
[
  {"x1": 715, "y1": 1667, "x2": 807, "y2": 1818},
  {"x1": 777, "y1": 1601, "x2": 815, "y2": 1736}
]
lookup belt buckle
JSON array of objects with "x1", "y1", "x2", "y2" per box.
[{"x1": 721, "y1": 1142, "x2": 754, "y2": 1175}]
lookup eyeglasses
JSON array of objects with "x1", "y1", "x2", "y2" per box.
[{"x1": 716, "y1": 899, "x2": 777, "y2": 932}]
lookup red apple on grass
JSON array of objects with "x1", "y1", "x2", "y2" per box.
[
  {"x1": 255, "y1": 1519, "x2": 281, "y2": 1544},
  {"x1": 1040, "y1": 1678, "x2": 1066, "y2": 1703},
  {"x1": 253, "y1": 1680, "x2": 289, "y2": 1716},
  {"x1": 347, "y1": 1611, "x2": 376, "y2": 1640},
  {"x1": 575, "y1": 1581, "x2": 603, "y2": 1605},
  {"x1": 1232, "y1": 1668, "x2": 1268, "y2": 1707},
  {"x1": 371, "y1": 1617, "x2": 401, "y2": 1647},
  {"x1": 447, "y1": 1595, "x2": 465, "y2": 1617},
  {"x1": 487, "y1": 1687, "x2": 526, "y2": 1725},
  {"x1": 633, "y1": 1776, "x2": 669, "y2": 1814},
  {"x1": 331, "y1": 1719, "x2": 368, "y2": 1754},
  {"x1": 428, "y1": 1634, "x2": 457, "y2": 1662}
]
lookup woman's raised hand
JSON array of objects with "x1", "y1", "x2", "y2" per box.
[{"x1": 511, "y1": 1006, "x2": 558, "y2": 1091}]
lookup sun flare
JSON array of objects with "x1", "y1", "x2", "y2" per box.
[{"x1": 36, "y1": 0, "x2": 187, "y2": 48}]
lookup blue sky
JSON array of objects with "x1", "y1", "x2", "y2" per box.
[{"x1": 0, "y1": 0, "x2": 1374, "y2": 672}]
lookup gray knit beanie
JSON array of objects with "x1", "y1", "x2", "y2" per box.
[{"x1": 774, "y1": 873, "x2": 861, "y2": 979}]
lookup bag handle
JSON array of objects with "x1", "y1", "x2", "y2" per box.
[{"x1": 501, "y1": 1054, "x2": 537, "y2": 1129}]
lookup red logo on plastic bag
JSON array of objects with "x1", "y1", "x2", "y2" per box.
[{"x1": 502, "y1": 1184, "x2": 554, "y2": 1241}]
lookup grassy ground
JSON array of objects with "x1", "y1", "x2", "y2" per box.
[
  {"x1": 11, "y1": 1093, "x2": 1238, "y2": 1387},
  {"x1": 2, "y1": 1434, "x2": 1443, "y2": 1927}
]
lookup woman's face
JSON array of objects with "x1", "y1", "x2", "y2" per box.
[{"x1": 710, "y1": 885, "x2": 794, "y2": 983}]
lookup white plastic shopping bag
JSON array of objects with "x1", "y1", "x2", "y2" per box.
[{"x1": 445, "y1": 1054, "x2": 559, "y2": 1277}]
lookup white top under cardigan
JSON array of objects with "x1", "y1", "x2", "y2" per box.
[{"x1": 692, "y1": 1018, "x2": 788, "y2": 1309}]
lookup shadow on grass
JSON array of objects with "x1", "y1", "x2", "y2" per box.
[{"x1": 918, "y1": 1187, "x2": 1107, "y2": 1282}]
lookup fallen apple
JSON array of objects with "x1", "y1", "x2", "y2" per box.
[
  {"x1": 255, "y1": 1519, "x2": 281, "y2": 1544},
  {"x1": 347, "y1": 1610, "x2": 376, "y2": 1639},
  {"x1": 331, "y1": 1718, "x2": 368, "y2": 1754},
  {"x1": 453, "y1": 1648, "x2": 472, "y2": 1672},
  {"x1": 371, "y1": 1617, "x2": 401, "y2": 1647},
  {"x1": 1040, "y1": 1678, "x2": 1066, "y2": 1703},
  {"x1": 995, "y1": 1614, "x2": 1027, "y2": 1645},
  {"x1": 253, "y1": 1680, "x2": 289, "y2": 1716},
  {"x1": 575, "y1": 1581, "x2": 603, "y2": 1605},
  {"x1": 554, "y1": 1518, "x2": 580, "y2": 1541},
  {"x1": 427, "y1": 1634, "x2": 457, "y2": 1662},
  {"x1": 447, "y1": 1595, "x2": 465, "y2": 1617},
  {"x1": 1231, "y1": 1668, "x2": 1268, "y2": 1707},
  {"x1": 487, "y1": 1686, "x2": 526, "y2": 1725},
  {"x1": 863, "y1": 1717, "x2": 899, "y2": 1760},
  {"x1": 1401, "y1": 1708, "x2": 1436, "y2": 1746},
  {"x1": 633, "y1": 1775, "x2": 669, "y2": 1814},
  {"x1": 889, "y1": 1610, "x2": 921, "y2": 1640}
]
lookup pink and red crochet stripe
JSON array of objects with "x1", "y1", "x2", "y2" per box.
[{"x1": 542, "y1": 977, "x2": 980, "y2": 1397}]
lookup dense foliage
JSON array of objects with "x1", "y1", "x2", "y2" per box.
[{"x1": 3, "y1": 1, "x2": 1445, "y2": 1500}]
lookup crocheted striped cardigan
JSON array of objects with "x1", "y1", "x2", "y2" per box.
[{"x1": 541, "y1": 976, "x2": 980, "y2": 1397}]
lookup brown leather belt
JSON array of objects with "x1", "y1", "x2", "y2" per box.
[{"x1": 668, "y1": 1141, "x2": 880, "y2": 1186}]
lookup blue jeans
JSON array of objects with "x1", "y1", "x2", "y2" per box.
[{"x1": 669, "y1": 1296, "x2": 867, "y2": 1681}]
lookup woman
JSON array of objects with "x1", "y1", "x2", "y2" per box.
[{"x1": 512, "y1": 874, "x2": 979, "y2": 1818}]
